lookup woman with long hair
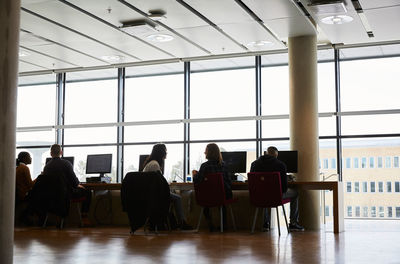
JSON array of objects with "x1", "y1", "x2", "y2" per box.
[
  {"x1": 15, "y1": 151, "x2": 35, "y2": 202},
  {"x1": 143, "y1": 143, "x2": 193, "y2": 230},
  {"x1": 193, "y1": 143, "x2": 232, "y2": 231}
]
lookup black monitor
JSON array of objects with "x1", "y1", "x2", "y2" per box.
[
  {"x1": 221, "y1": 151, "x2": 247, "y2": 174},
  {"x1": 46, "y1": 156, "x2": 75, "y2": 167},
  {"x1": 277, "y1": 150, "x2": 298, "y2": 173},
  {"x1": 138, "y1": 155, "x2": 149, "y2": 172},
  {"x1": 86, "y1": 154, "x2": 112, "y2": 176}
]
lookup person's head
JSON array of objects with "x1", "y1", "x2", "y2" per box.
[
  {"x1": 205, "y1": 143, "x2": 223, "y2": 164},
  {"x1": 267, "y1": 146, "x2": 278, "y2": 158},
  {"x1": 145, "y1": 143, "x2": 167, "y2": 172},
  {"x1": 16, "y1": 151, "x2": 31, "y2": 166},
  {"x1": 50, "y1": 144, "x2": 62, "y2": 158}
]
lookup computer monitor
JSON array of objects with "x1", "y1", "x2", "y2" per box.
[
  {"x1": 138, "y1": 155, "x2": 149, "y2": 172},
  {"x1": 221, "y1": 151, "x2": 247, "y2": 174},
  {"x1": 277, "y1": 150, "x2": 298, "y2": 173},
  {"x1": 45, "y1": 156, "x2": 75, "y2": 167},
  {"x1": 86, "y1": 154, "x2": 112, "y2": 177}
]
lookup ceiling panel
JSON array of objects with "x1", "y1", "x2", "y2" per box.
[
  {"x1": 125, "y1": 62, "x2": 184, "y2": 77},
  {"x1": 359, "y1": 0, "x2": 400, "y2": 9},
  {"x1": 364, "y1": 6, "x2": 400, "y2": 41},
  {"x1": 19, "y1": 61, "x2": 49, "y2": 72}
]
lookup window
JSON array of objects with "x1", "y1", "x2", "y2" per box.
[
  {"x1": 394, "y1": 157, "x2": 399, "y2": 168},
  {"x1": 363, "y1": 182, "x2": 368, "y2": 192},
  {"x1": 353, "y1": 157, "x2": 359, "y2": 168},
  {"x1": 354, "y1": 182, "x2": 360, "y2": 192},
  {"x1": 388, "y1": 207, "x2": 393, "y2": 218},
  {"x1": 325, "y1": 206, "x2": 329, "y2": 217},
  {"x1": 379, "y1": 206, "x2": 384, "y2": 217},
  {"x1": 385, "y1": 157, "x2": 391, "y2": 168},
  {"x1": 363, "y1": 207, "x2": 368, "y2": 217},
  {"x1": 378, "y1": 182, "x2": 383, "y2": 192},
  {"x1": 346, "y1": 182, "x2": 352, "y2": 192},
  {"x1": 387, "y1": 182, "x2": 392, "y2": 192},
  {"x1": 377, "y1": 157, "x2": 383, "y2": 168},
  {"x1": 323, "y1": 159, "x2": 329, "y2": 169},
  {"x1": 371, "y1": 206, "x2": 376, "y2": 217},
  {"x1": 396, "y1": 207, "x2": 400, "y2": 218},
  {"x1": 361, "y1": 157, "x2": 367, "y2": 168},
  {"x1": 395, "y1": 182, "x2": 400, "y2": 192},
  {"x1": 347, "y1": 206, "x2": 352, "y2": 217},
  {"x1": 331, "y1": 158, "x2": 336, "y2": 169},
  {"x1": 355, "y1": 206, "x2": 360, "y2": 217},
  {"x1": 369, "y1": 157, "x2": 374, "y2": 168},
  {"x1": 345, "y1": 158, "x2": 351, "y2": 168},
  {"x1": 370, "y1": 182, "x2": 376, "y2": 193}
]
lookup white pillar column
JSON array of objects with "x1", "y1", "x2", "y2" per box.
[
  {"x1": 0, "y1": 0, "x2": 21, "y2": 263},
  {"x1": 288, "y1": 35, "x2": 320, "y2": 230}
]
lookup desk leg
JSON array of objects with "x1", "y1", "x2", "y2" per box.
[{"x1": 333, "y1": 182, "x2": 344, "y2": 233}]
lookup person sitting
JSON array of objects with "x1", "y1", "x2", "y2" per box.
[
  {"x1": 192, "y1": 143, "x2": 232, "y2": 231},
  {"x1": 43, "y1": 144, "x2": 92, "y2": 226},
  {"x1": 16, "y1": 151, "x2": 36, "y2": 203},
  {"x1": 250, "y1": 146, "x2": 304, "y2": 231},
  {"x1": 143, "y1": 143, "x2": 193, "y2": 230}
]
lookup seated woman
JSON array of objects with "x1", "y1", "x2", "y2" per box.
[
  {"x1": 192, "y1": 143, "x2": 232, "y2": 231},
  {"x1": 143, "y1": 143, "x2": 193, "y2": 230},
  {"x1": 16, "y1": 151, "x2": 36, "y2": 202}
]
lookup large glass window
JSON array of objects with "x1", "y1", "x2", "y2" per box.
[{"x1": 16, "y1": 147, "x2": 50, "y2": 180}]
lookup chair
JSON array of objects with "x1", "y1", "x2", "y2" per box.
[
  {"x1": 42, "y1": 197, "x2": 86, "y2": 228},
  {"x1": 194, "y1": 173, "x2": 237, "y2": 232},
  {"x1": 247, "y1": 172, "x2": 290, "y2": 236}
]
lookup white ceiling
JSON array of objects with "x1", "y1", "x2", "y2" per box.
[{"x1": 18, "y1": 0, "x2": 400, "y2": 74}]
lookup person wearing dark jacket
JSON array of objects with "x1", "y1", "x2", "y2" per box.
[
  {"x1": 193, "y1": 143, "x2": 232, "y2": 231},
  {"x1": 43, "y1": 144, "x2": 92, "y2": 226},
  {"x1": 250, "y1": 146, "x2": 304, "y2": 231}
]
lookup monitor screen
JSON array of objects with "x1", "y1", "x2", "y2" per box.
[
  {"x1": 277, "y1": 150, "x2": 298, "y2": 173},
  {"x1": 138, "y1": 155, "x2": 149, "y2": 172},
  {"x1": 86, "y1": 154, "x2": 112, "y2": 175},
  {"x1": 221, "y1": 151, "x2": 247, "y2": 174},
  {"x1": 46, "y1": 156, "x2": 75, "y2": 167}
]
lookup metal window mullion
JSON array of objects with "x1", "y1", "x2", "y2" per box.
[
  {"x1": 184, "y1": 61, "x2": 190, "y2": 181},
  {"x1": 117, "y1": 67, "x2": 125, "y2": 183},
  {"x1": 335, "y1": 49, "x2": 343, "y2": 181},
  {"x1": 56, "y1": 72, "x2": 65, "y2": 148},
  {"x1": 255, "y1": 56, "x2": 262, "y2": 158}
]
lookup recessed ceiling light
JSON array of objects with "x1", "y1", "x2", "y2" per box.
[
  {"x1": 321, "y1": 15, "x2": 353, "y2": 25},
  {"x1": 19, "y1": 51, "x2": 30, "y2": 57},
  {"x1": 146, "y1": 34, "x2": 174, "y2": 43},
  {"x1": 101, "y1": 55, "x2": 125, "y2": 62},
  {"x1": 246, "y1": 40, "x2": 273, "y2": 47}
]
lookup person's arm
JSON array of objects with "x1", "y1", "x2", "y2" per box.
[
  {"x1": 280, "y1": 163, "x2": 288, "y2": 193},
  {"x1": 66, "y1": 161, "x2": 80, "y2": 188},
  {"x1": 24, "y1": 166, "x2": 35, "y2": 188},
  {"x1": 193, "y1": 163, "x2": 206, "y2": 183},
  {"x1": 250, "y1": 161, "x2": 256, "y2": 172}
]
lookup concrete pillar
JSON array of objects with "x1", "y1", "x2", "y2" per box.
[
  {"x1": 0, "y1": 0, "x2": 21, "y2": 263},
  {"x1": 288, "y1": 35, "x2": 320, "y2": 230}
]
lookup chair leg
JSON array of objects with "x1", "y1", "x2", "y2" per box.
[
  {"x1": 196, "y1": 207, "x2": 204, "y2": 232},
  {"x1": 75, "y1": 202, "x2": 83, "y2": 227},
  {"x1": 144, "y1": 218, "x2": 149, "y2": 235},
  {"x1": 251, "y1": 208, "x2": 259, "y2": 234},
  {"x1": 166, "y1": 203, "x2": 173, "y2": 232},
  {"x1": 220, "y1": 207, "x2": 223, "y2": 233},
  {"x1": 281, "y1": 205, "x2": 290, "y2": 233},
  {"x1": 229, "y1": 205, "x2": 236, "y2": 231},
  {"x1": 60, "y1": 218, "x2": 64, "y2": 229},
  {"x1": 276, "y1": 207, "x2": 281, "y2": 236},
  {"x1": 42, "y1": 213, "x2": 49, "y2": 228}
]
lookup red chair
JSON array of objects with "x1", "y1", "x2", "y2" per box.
[
  {"x1": 247, "y1": 172, "x2": 290, "y2": 236},
  {"x1": 194, "y1": 173, "x2": 237, "y2": 232}
]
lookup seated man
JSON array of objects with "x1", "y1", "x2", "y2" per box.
[
  {"x1": 43, "y1": 144, "x2": 92, "y2": 226},
  {"x1": 250, "y1": 146, "x2": 304, "y2": 231}
]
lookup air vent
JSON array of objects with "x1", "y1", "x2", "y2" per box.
[
  {"x1": 308, "y1": 0, "x2": 347, "y2": 15},
  {"x1": 119, "y1": 19, "x2": 158, "y2": 35}
]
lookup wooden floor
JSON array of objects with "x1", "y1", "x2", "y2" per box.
[{"x1": 14, "y1": 220, "x2": 400, "y2": 264}]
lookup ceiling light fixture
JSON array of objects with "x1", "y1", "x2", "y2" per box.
[
  {"x1": 19, "y1": 51, "x2": 30, "y2": 57},
  {"x1": 146, "y1": 34, "x2": 174, "y2": 43},
  {"x1": 321, "y1": 15, "x2": 353, "y2": 24},
  {"x1": 101, "y1": 55, "x2": 125, "y2": 62},
  {"x1": 246, "y1": 40, "x2": 273, "y2": 47},
  {"x1": 148, "y1": 9, "x2": 166, "y2": 22}
]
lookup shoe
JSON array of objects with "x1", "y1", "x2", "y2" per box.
[
  {"x1": 180, "y1": 221, "x2": 194, "y2": 230},
  {"x1": 289, "y1": 222, "x2": 304, "y2": 231},
  {"x1": 262, "y1": 222, "x2": 270, "y2": 232}
]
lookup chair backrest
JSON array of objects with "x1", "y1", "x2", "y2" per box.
[
  {"x1": 247, "y1": 172, "x2": 284, "y2": 208},
  {"x1": 194, "y1": 173, "x2": 226, "y2": 207}
]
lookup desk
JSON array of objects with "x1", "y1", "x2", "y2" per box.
[
  {"x1": 82, "y1": 183, "x2": 121, "y2": 191},
  {"x1": 170, "y1": 181, "x2": 344, "y2": 233}
]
